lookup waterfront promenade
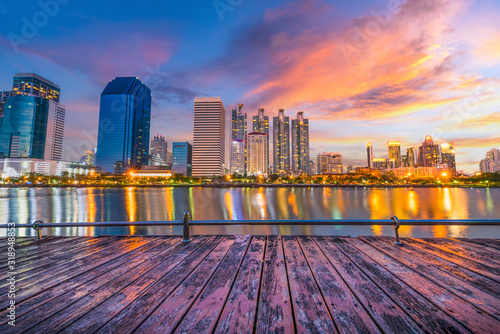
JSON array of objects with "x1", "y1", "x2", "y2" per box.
[{"x1": 1, "y1": 235, "x2": 499, "y2": 333}]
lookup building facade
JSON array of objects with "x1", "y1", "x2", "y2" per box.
[
  {"x1": 367, "y1": 142, "x2": 374, "y2": 168},
  {"x1": 253, "y1": 108, "x2": 269, "y2": 172},
  {"x1": 95, "y1": 77, "x2": 151, "y2": 173},
  {"x1": 440, "y1": 143, "x2": 456, "y2": 174},
  {"x1": 291, "y1": 111, "x2": 309, "y2": 174},
  {"x1": 273, "y1": 109, "x2": 290, "y2": 174},
  {"x1": 479, "y1": 148, "x2": 500, "y2": 173},
  {"x1": 387, "y1": 142, "x2": 402, "y2": 168},
  {"x1": 419, "y1": 135, "x2": 440, "y2": 167},
  {"x1": 230, "y1": 139, "x2": 246, "y2": 175},
  {"x1": 172, "y1": 142, "x2": 192, "y2": 176},
  {"x1": 150, "y1": 134, "x2": 168, "y2": 166},
  {"x1": 406, "y1": 147, "x2": 419, "y2": 167},
  {"x1": 192, "y1": 97, "x2": 225, "y2": 176},
  {"x1": 230, "y1": 104, "x2": 247, "y2": 174},
  {"x1": 317, "y1": 152, "x2": 343, "y2": 174},
  {"x1": 247, "y1": 133, "x2": 268, "y2": 177},
  {"x1": 0, "y1": 73, "x2": 65, "y2": 161}
]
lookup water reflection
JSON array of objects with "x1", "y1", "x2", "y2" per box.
[{"x1": 1, "y1": 187, "x2": 499, "y2": 238}]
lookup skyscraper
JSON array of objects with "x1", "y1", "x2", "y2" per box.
[
  {"x1": 0, "y1": 73, "x2": 65, "y2": 161},
  {"x1": 192, "y1": 97, "x2": 225, "y2": 176},
  {"x1": 230, "y1": 139, "x2": 245, "y2": 175},
  {"x1": 247, "y1": 133, "x2": 268, "y2": 177},
  {"x1": 387, "y1": 142, "x2": 402, "y2": 168},
  {"x1": 291, "y1": 111, "x2": 310, "y2": 174},
  {"x1": 231, "y1": 104, "x2": 247, "y2": 174},
  {"x1": 172, "y1": 142, "x2": 193, "y2": 176},
  {"x1": 440, "y1": 143, "x2": 456, "y2": 174},
  {"x1": 150, "y1": 134, "x2": 168, "y2": 166},
  {"x1": 95, "y1": 77, "x2": 151, "y2": 172},
  {"x1": 367, "y1": 142, "x2": 374, "y2": 168},
  {"x1": 273, "y1": 109, "x2": 290, "y2": 174},
  {"x1": 479, "y1": 148, "x2": 500, "y2": 173},
  {"x1": 419, "y1": 135, "x2": 440, "y2": 167},
  {"x1": 253, "y1": 108, "x2": 269, "y2": 171},
  {"x1": 406, "y1": 147, "x2": 419, "y2": 167},
  {"x1": 317, "y1": 152, "x2": 343, "y2": 174}
]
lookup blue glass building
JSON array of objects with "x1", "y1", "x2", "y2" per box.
[
  {"x1": 0, "y1": 96, "x2": 49, "y2": 159},
  {"x1": 172, "y1": 142, "x2": 192, "y2": 176},
  {"x1": 95, "y1": 77, "x2": 151, "y2": 173}
]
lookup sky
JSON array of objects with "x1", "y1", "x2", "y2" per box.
[{"x1": 0, "y1": 0, "x2": 499, "y2": 173}]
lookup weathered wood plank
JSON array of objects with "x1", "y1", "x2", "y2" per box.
[
  {"x1": 0, "y1": 237, "x2": 153, "y2": 307},
  {"x1": 298, "y1": 236, "x2": 381, "y2": 334},
  {"x1": 415, "y1": 238, "x2": 500, "y2": 269},
  {"x1": 255, "y1": 235, "x2": 294, "y2": 333},
  {"x1": 214, "y1": 236, "x2": 266, "y2": 334},
  {"x1": 19, "y1": 236, "x2": 214, "y2": 334},
  {"x1": 448, "y1": 238, "x2": 500, "y2": 252},
  {"x1": 405, "y1": 238, "x2": 500, "y2": 283},
  {"x1": 156, "y1": 235, "x2": 251, "y2": 333},
  {"x1": 362, "y1": 236, "x2": 500, "y2": 320},
  {"x1": 92, "y1": 236, "x2": 229, "y2": 334},
  {"x1": 0, "y1": 238, "x2": 178, "y2": 328},
  {"x1": 347, "y1": 238, "x2": 499, "y2": 333},
  {"x1": 315, "y1": 236, "x2": 423, "y2": 333},
  {"x1": 282, "y1": 236, "x2": 337, "y2": 333}
]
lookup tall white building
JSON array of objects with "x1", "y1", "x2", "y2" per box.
[
  {"x1": 247, "y1": 133, "x2": 268, "y2": 177},
  {"x1": 367, "y1": 142, "x2": 374, "y2": 168},
  {"x1": 230, "y1": 139, "x2": 245, "y2": 175},
  {"x1": 317, "y1": 152, "x2": 343, "y2": 174},
  {"x1": 273, "y1": 109, "x2": 290, "y2": 174},
  {"x1": 479, "y1": 148, "x2": 500, "y2": 173},
  {"x1": 192, "y1": 97, "x2": 225, "y2": 176}
]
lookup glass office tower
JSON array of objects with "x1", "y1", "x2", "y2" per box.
[
  {"x1": 95, "y1": 77, "x2": 151, "y2": 173},
  {"x1": 172, "y1": 142, "x2": 193, "y2": 176},
  {"x1": 0, "y1": 96, "x2": 49, "y2": 159}
]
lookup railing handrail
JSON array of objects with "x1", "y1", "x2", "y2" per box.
[{"x1": 2, "y1": 218, "x2": 500, "y2": 229}]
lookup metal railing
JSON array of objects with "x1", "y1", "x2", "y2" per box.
[{"x1": 1, "y1": 214, "x2": 500, "y2": 246}]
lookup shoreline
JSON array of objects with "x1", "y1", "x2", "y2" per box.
[{"x1": 0, "y1": 184, "x2": 496, "y2": 189}]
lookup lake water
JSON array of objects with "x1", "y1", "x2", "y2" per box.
[{"x1": 1, "y1": 187, "x2": 499, "y2": 238}]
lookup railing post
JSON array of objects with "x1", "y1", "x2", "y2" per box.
[
  {"x1": 182, "y1": 212, "x2": 191, "y2": 243},
  {"x1": 33, "y1": 220, "x2": 44, "y2": 241},
  {"x1": 391, "y1": 216, "x2": 403, "y2": 245}
]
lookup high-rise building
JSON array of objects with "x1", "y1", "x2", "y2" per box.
[
  {"x1": 419, "y1": 135, "x2": 440, "y2": 167},
  {"x1": 0, "y1": 73, "x2": 65, "y2": 161},
  {"x1": 406, "y1": 147, "x2": 419, "y2": 167},
  {"x1": 231, "y1": 104, "x2": 247, "y2": 174},
  {"x1": 372, "y1": 158, "x2": 387, "y2": 170},
  {"x1": 172, "y1": 142, "x2": 193, "y2": 176},
  {"x1": 273, "y1": 109, "x2": 290, "y2": 173},
  {"x1": 387, "y1": 142, "x2": 402, "y2": 168},
  {"x1": 192, "y1": 97, "x2": 225, "y2": 176},
  {"x1": 367, "y1": 142, "x2": 374, "y2": 168},
  {"x1": 317, "y1": 152, "x2": 343, "y2": 174},
  {"x1": 309, "y1": 161, "x2": 316, "y2": 175},
  {"x1": 95, "y1": 77, "x2": 151, "y2": 173},
  {"x1": 291, "y1": 111, "x2": 310, "y2": 174},
  {"x1": 253, "y1": 108, "x2": 269, "y2": 171},
  {"x1": 479, "y1": 148, "x2": 500, "y2": 173},
  {"x1": 150, "y1": 134, "x2": 168, "y2": 166},
  {"x1": 247, "y1": 133, "x2": 268, "y2": 177},
  {"x1": 230, "y1": 139, "x2": 245, "y2": 175},
  {"x1": 79, "y1": 147, "x2": 96, "y2": 166},
  {"x1": 0, "y1": 91, "x2": 15, "y2": 118},
  {"x1": 440, "y1": 143, "x2": 456, "y2": 174}
]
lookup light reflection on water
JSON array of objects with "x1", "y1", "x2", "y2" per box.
[{"x1": 0, "y1": 187, "x2": 499, "y2": 238}]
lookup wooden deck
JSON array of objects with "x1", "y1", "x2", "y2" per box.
[{"x1": 1, "y1": 236, "x2": 499, "y2": 333}]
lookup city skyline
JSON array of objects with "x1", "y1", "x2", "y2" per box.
[{"x1": 0, "y1": 0, "x2": 499, "y2": 173}]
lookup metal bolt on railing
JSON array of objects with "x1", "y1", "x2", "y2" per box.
[
  {"x1": 182, "y1": 212, "x2": 191, "y2": 243},
  {"x1": 391, "y1": 216, "x2": 403, "y2": 245},
  {"x1": 33, "y1": 220, "x2": 44, "y2": 240}
]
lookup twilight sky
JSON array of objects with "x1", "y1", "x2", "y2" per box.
[{"x1": 1, "y1": 0, "x2": 499, "y2": 173}]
